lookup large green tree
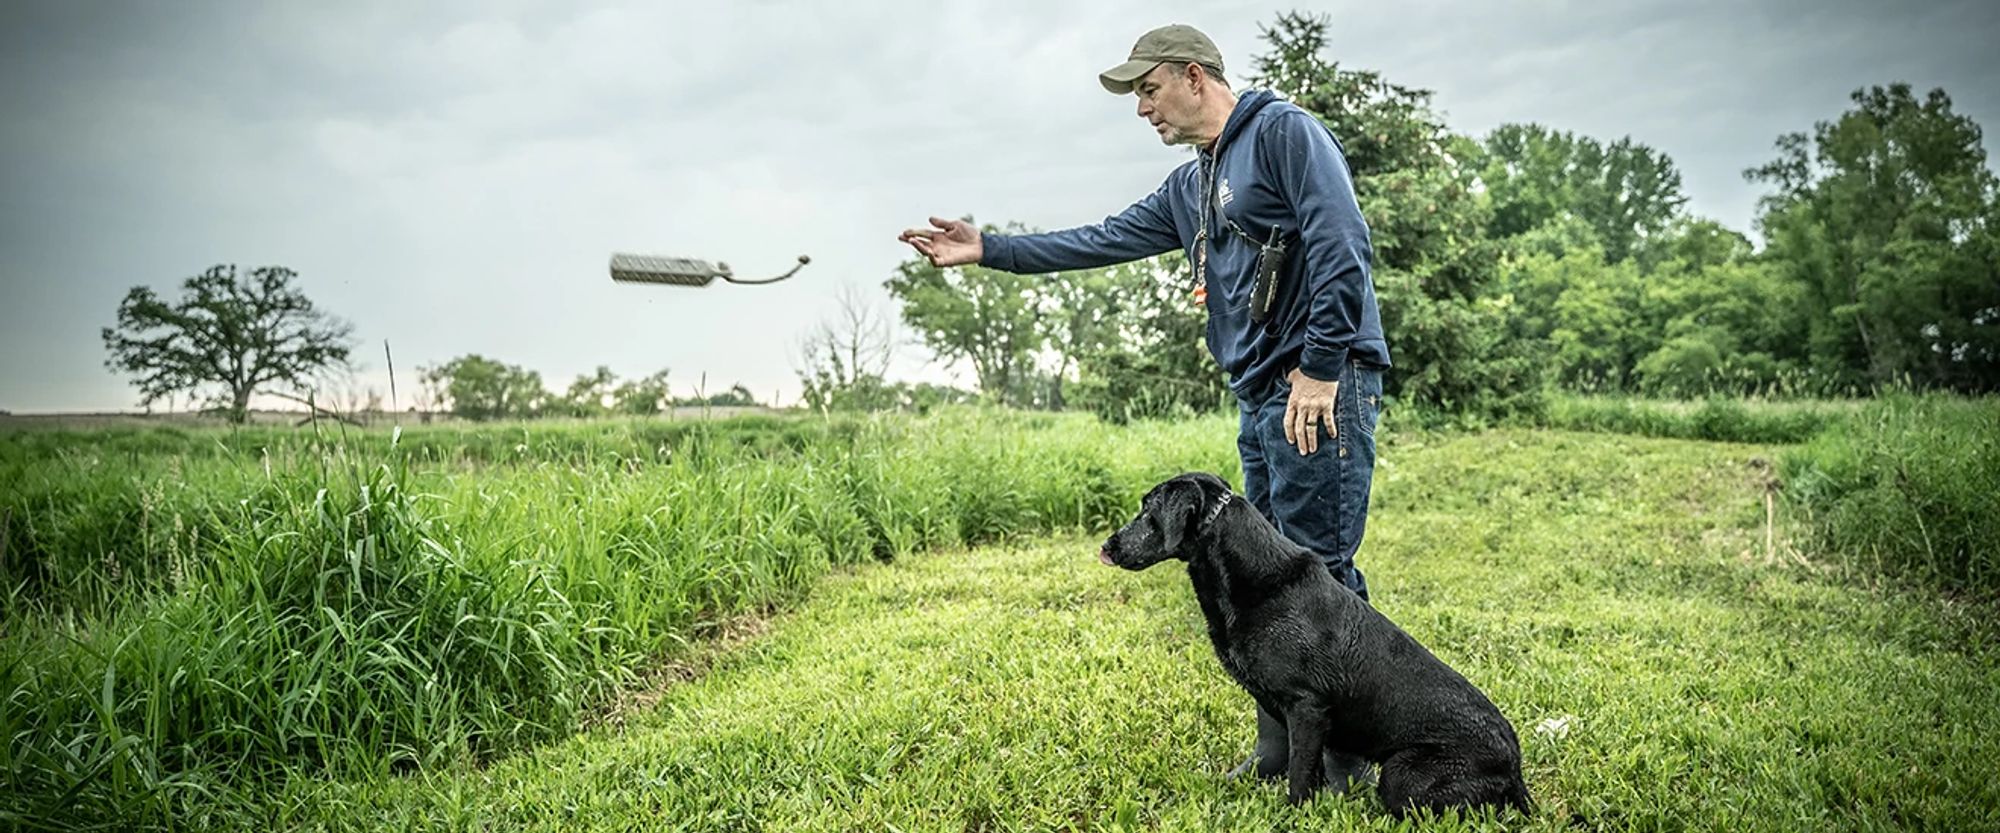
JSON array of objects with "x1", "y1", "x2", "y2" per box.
[
  {"x1": 551, "y1": 365, "x2": 618, "y2": 418},
  {"x1": 1746, "y1": 83, "x2": 2000, "y2": 392},
  {"x1": 1631, "y1": 220, "x2": 1808, "y2": 395},
  {"x1": 422, "y1": 355, "x2": 546, "y2": 421},
  {"x1": 101, "y1": 264, "x2": 355, "y2": 423},
  {"x1": 1496, "y1": 215, "x2": 1810, "y2": 395},
  {"x1": 613, "y1": 370, "x2": 672, "y2": 415},
  {"x1": 885, "y1": 221, "x2": 1118, "y2": 408},
  {"x1": 1478, "y1": 123, "x2": 1689, "y2": 264},
  {"x1": 1033, "y1": 262, "x2": 1129, "y2": 411},
  {"x1": 1069, "y1": 252, "x2": 1231, "y2": 422},
  {"x1": 1251, "y1": 11, "x2": 1543, "y2": 420},
  {"x1": 884, "y1": 223, "x2": 1043, "y2": 406}
]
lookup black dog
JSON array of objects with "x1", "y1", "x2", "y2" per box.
[{"x1": 1099, "y1": 472, "x2": 1531, "y2": 817}]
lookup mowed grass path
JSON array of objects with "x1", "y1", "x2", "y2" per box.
[{"x1": 255, "y1": 430, "x2": 2000, "y2": 832}]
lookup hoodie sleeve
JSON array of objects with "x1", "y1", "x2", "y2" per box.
[
  {"x1": 1269, "y1": 110, "x2": 1374, "y2": 382},
  {"x1": 979, "y1": 177, "x2": 1181, "y2": 274}
]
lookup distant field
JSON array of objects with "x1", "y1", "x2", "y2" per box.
[{"x1": 0, "y1": 406, "x2": 780, "y2": 431}]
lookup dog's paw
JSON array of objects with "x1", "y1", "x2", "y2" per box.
[{"x1": 1320, "y1": 751, "x2": 1376, "y2": 794}]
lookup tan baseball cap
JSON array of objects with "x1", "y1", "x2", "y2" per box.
[{"x1": 1098, "y1": 24, "x2": 1225, "y2": 94}]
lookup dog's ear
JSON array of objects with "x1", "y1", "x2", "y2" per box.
[
  {"x1": 1154, "y1": 475, "x2": 1207, "y2": 556},
  {"x1": 1188, "y1": 471, "x2": 1233, "y2": 503}
]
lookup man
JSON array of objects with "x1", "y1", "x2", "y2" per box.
[{"x1": 898, "y1": 23, "x2": 1389, "y2": 784}]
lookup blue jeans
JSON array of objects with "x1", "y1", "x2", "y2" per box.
[{"x1": 1236, "y1": 360, "x2": 1384, "y2": 602}]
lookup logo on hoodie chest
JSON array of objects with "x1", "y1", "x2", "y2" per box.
[{"x1": 1218, "y1": 178, "x2": 1235, "y2": 208}]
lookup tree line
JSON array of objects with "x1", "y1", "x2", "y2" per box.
[
  {"x1": 99, "y1": 271, "x2": 762, "y2": 423},
  {"x1": 412, "y1": 358, "x2": 760, "y2": 422}
]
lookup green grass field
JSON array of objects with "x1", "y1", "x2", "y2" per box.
[
  {"x1": 214, "y1": 429, "x2": 2000, "y2": 831},
  {"x1": 5, "y1": 407, "x2": 1997, "y2": 831}
]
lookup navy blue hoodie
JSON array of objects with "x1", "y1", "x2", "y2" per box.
[{"x1": 979, "y1": 89, "x2": 1389, "y2": 401}]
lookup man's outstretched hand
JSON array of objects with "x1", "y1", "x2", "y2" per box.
[{"x1": 898, "y1": 216, "x2": 983, "y2": 267}]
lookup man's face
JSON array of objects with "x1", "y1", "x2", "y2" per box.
[{"x1": 1133, "y1": 63, "x2": 1199, "y2": 146}]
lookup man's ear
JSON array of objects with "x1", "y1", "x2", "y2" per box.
[{"x1": 1156, "y1": 477, "x2": 1204, "y2": 556}]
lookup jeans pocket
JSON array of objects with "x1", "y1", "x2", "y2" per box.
[{"x1": 1351, "y1": 363, "x2": 1381, "y2": 439}]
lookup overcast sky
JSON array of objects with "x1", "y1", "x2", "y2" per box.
[{"x1": 2, "y1": 0, "x2": 1995, "y2": 413}]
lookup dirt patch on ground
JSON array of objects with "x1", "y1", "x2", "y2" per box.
[{"x1": 583, "y1": 610, "x2": 778, "y2": 733}]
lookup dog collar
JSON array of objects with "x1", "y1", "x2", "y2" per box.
[{"x1": 1196, "y1": 491, "x2": 1232, "y2": 533}]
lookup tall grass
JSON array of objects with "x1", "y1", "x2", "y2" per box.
[
  {"x1": 0, "y1": 413, "x2": 855, "y2": 469},
  {"x1": 1536, "y1": 391, "x2": 1999, "y2": 599},
  {"x1": 1780, "y1": 394, "x2": 2000, "y2": 599},
  {"x1": 1536, "y1": 394, "x2": 1852, "y2": 444},
  {"x1": 0, "y1": 416, "x2": 882, "y2": 619},
  {"x1": 0, "y1": 408, "x2": 1239, "y2": 830}
]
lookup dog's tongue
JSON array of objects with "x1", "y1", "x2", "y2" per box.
[{"x1": 1098, "y1": 547, "x2": 1115, "y2": 566}]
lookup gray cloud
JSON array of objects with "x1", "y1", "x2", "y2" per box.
[{"x1": 3, "y1": 0, "x2": 1995, "y2": 412}]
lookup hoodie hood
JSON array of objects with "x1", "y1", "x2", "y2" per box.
[{"x1": 1212, "y1": 89, "x2": 1282, "y2": 153}]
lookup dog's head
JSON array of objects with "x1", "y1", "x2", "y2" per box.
[{"x1": 1099, "y1": 472, "x2": 1235, "y2": 570}]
